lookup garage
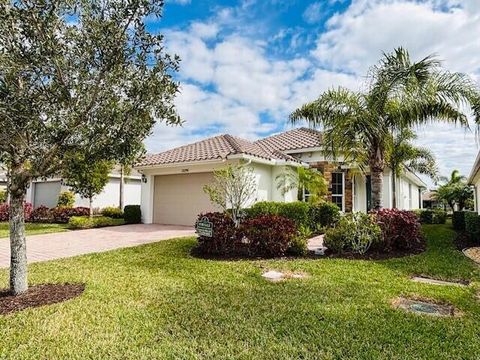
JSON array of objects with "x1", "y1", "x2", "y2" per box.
[
  {"x1": 153, "y1": 172, "x2": 216, "y2": 226},
  {"x1": 34, "y1": 181, "x2": 62, "y2": 208}
]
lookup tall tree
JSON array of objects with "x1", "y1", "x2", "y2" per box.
[
  {"x1": 62, "y1": 152, "x2": 113, "y2": 217},
  {"x1": 290, "y1": 48, "x2": 480, "y2": 209},
  {"x1": 386, "y1": 128, "x2": 438, "y2": 208},
  {"x1": 0, "y1": 0, "x2": 181, "y2": 295}
]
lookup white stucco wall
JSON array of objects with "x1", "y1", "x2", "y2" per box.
[
  {"x1": 27, "y1": 176, "x2": 141, "y2": 209},
  {"x1": 71, "y1": 178, "x2": 141, "y2": 209}
]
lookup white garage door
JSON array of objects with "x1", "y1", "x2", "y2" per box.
[
  {"x1": 153, "y1": 173, "x2": 216, "y2": 226},
  {"x1": 34, "y1": 181, "x2": 61, "y2": 208}
]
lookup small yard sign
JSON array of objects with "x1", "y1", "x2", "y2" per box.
[{"x1": 196, "y1": 217, "x2": 213, "y2": 237}]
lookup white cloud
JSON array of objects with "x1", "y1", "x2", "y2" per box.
[
  {"x1": 303, "y1": 2, "x2": 325, "y2": 24},
  {"x1": 148, "y1": 0, "x2": 480, "y2": 182}
]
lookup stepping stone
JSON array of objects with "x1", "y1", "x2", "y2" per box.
[
  {"x1": 392, "y1": 297, "x2": 460, "y2": 317},
  {"x1": 262, "y1": 270, "x2": 308, "y2": 282},
  {"x1": 262, "y1": 270, "x2": 285, "y2": 282},
  {"x1": 411, "y1": 276, "x2": 468, "y2": 287}
]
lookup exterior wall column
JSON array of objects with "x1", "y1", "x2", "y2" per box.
[{"x1": 140, "y1": 174, "x2": 154, "y2": 224}]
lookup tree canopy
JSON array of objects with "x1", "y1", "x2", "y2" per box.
[
  {"x1": 0, "y1": 0, "x2": 181, "y2": 295},
  {"x1": 290, "y1": 47, "x2": 480, "y2": 209}
]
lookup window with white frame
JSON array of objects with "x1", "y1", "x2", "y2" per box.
[{"x1": 331, "y1": 172, "x2": 344, "y2": 211}]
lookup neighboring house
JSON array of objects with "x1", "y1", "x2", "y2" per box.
[
  {"x1": 136, "y1": 128, "x2": 426, "y2": 226},
  {"x1": 422, "y1": 190, "x2": 442, "y2": 209},
  {"x1": 468, "y1": 151, "x2": 480, "y2": 214},
  {"x1": 23, "y1": 167, "x2": 142, "y2": 209}
]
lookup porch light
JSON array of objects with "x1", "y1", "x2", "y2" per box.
[{"x1": 141, "y1": 174, "x2": 147, "y2": 183}]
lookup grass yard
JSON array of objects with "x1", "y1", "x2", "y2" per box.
[
  {"x1": 0, "y1": 224, "x2": 479, "y2": 359},
  {"x1": 0, "y1": 222, "x2": 69, "y2": 239}
]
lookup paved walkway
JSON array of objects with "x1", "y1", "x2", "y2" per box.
[{"x1": 0, "y1": 224, "x2": 196, "y2": 268}]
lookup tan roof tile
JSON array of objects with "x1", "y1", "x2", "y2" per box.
[{"x1": 137, "y1": 127, "x2": 321, "y2": 167}]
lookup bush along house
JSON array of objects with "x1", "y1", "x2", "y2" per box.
[{"x1": 135, "y1": 127, "x2": 426, "y2": 226}]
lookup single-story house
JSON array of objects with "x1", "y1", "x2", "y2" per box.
[
  {"x1": 0, "y1": 167, "x2": 142, "y2": 209},
  {"x1": 135, "y1": 128, "x2": 426, "y2": 226},
  {"x1": 422, "y1": 190, "x2": 442, "y2": 209},
  {"x1": 468, "y1": 150, "x2": 480, "y2": 214}
]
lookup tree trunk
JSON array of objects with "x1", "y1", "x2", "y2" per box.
[
  {"x1": 371, "y1": 170, "x2": 384, "y2": 210},
  {"x1": 119, "y1": 166, "x2": 125, "y2": 210},
  {"x1": 392, "y1": 169, "x2": 397, "y2": 209},
  {"x1": 9, "y1": 187, "x2": 28, "y2": 295},
  {"x1": 89, "y1": 197, "x2": 93, "y2": 218},
  {"x1": 370, "y1": 146, "x2": 385, "y2": 210}
]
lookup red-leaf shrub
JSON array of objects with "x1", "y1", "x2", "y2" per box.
[
  {"x1": 30, "y1": 205, "x2": 53, "y2": 223},
  {"x1": 0, "y1": 203, "x2": 8, "y2": 221},
  {"x1": 372, "y1": 209, "x2": 424, "y2": 252},
  {"x1": 241, "y1": 215, "x2": 296, "y2": 257},
  {"x1": 196, "y1": 212, "x2": 239, "y2": 255},
  {"x1": 0, "y1": 202, "x2": 33, "y2": 222},
  {"x1": 49, "y1": 207, "x2": 90, "y2": 223}
]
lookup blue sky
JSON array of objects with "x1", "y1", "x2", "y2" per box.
[{"x1": 144, "y1": 0, "x2": 480, "y2": 186}]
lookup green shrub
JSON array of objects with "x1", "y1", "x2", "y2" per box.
[
  {"x1": 0, "y1": 190, "x2": 6, "y2": 203},
  {"x1": 465, "y1": 212, "x2": 480, "y2": 242},
  {"x1": 309, "y1": 202, "x2": 340, "y2": 228},
  {"x1": 57, "y1": 191, "x2": 75, "y2": 208},
  {"x1": 246, "y1": 201, "x2": 310, "y2": 228},
  {"x1": 68, "y1": 216, "x2": 124, "y2": 229},
  {"x1": 324, "y1": 213, "x2": 381, "y2": 254},
  {"x1": 452, "y1": 211, "x2": 475, "y2": 231},
  {"x1": 277, "y1": 202, "x2": 310, "y2": 228},
  {"x1": 124, "y1": 205, "x2": 141, "y2": 224},
  {"x1": 416, "y1": 210, "x2": 433, "y2": 224},
  {"x1": 432, "y1": 209, "x2": 447, "y2": 224},
  {"x1": 287, "y1": 235, "x2": 308, "y2": 256},
  {"x1": 245, "y1": 201, "x2": 280, "y2": 218},
  {"x1": 101, "y1": 206, "x2": 124, "y2": 219}
]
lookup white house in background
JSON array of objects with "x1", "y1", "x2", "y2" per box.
[
  {"x1": 468, "y1": 150, "x2": 480, "y2": 214},
  {"x1": 21, "y1": 167, "x2": 142, "y2": 209},
  {"x1": 135, "y1": 128, "x2": 426, "y2": 226}
]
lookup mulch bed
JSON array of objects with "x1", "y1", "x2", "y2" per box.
[
  {"x1": 191, "y1": 246, "x2": 425, "y2": 261},
  {"x1": 0, "y1": 283, "x2": 85, "y2": 315},
  {"x1": 323, "y1": 246, "x2": 426, "y2": 260}
]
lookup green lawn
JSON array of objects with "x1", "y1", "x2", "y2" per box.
[
  {"x1": 1, "y1": 224, "x2": 479, "y2": 359},
  {"x1": 0, "y1": 222, "x2": 69, "y2": 238}
]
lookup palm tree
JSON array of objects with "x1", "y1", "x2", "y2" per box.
[
  {"x1": 438, "y1": 169, "x2": 465, "y2": 185},
  {"x1": 276, "y1": 166, "x2": 328, "y2": 203},
  {"x1": 387, "y1": 128, "x2": 438, "y2": 208},
  {"x1": 434, "y1": 170, "x2": 472, "y2": 211},
  {"x1": 290, "y1": 48, "x2": 480, "y2": 209}
]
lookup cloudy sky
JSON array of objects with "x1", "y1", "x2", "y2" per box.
[{"x1": 145, "y1": 0, "x2": 480, "y2": 187}]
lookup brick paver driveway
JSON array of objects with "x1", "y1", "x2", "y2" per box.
[{"x1": 0, "y1": 224, "x2": 195, "y2": 268}]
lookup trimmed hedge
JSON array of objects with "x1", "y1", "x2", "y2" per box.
[
  {"x1": 309, "y1": 202, "x2": 340, "y2": 228},
  {"x1": 465, "y1": 212, "x2": 480, "y2": 243},
  {"x1": 30, "y1": 206, "x2": 90, "y2": 223},
  {"x1": 415, "y1": 209, "x2": 447, "y2": 224},
  {"x1": 101, "y1": 207, "x2": 124, "y2": 219},
  {"x1": 246, "y1": 201, "x2": 339, "y2": 230},
  {"x1": 68, "y1": 216, "x2": 125, "y2": 229},
  {"x1": 124, "y1": 205, "x2": 141, "y2": 224},
  {"x1": 452, "y1": 211, "x2": 476, "y2": 231}
]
